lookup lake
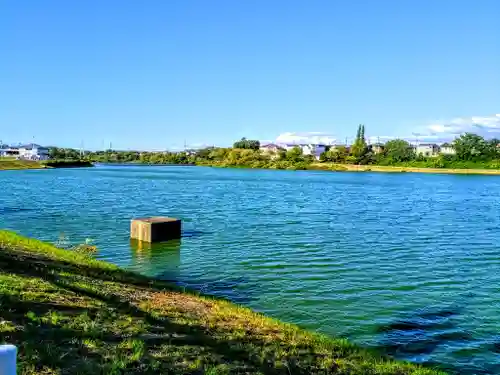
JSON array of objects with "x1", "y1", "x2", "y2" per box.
[{"x1": 2, "y1": 165, "x2": 500, "y2": 374}]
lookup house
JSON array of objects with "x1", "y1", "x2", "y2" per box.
[
  {"x1": 0, "y1": 144, "x2": 8, "y2": 157},
  {"x1": 370, "y1": 143, "x2": 384, "y2": 154},
  {"x1": 415, "y1": 143, "x2": 440, "y2": 157},
  {"x1": 282, "y1": 144, "x2": 299, "y2": 152},
  {"x1": 284, "y1": 143, "x2": 327, "y2": 160},
  {"x1": 328, "y1": 144, "x2": 348, "y2": 151},
  {"x1": 300, "y1": 144, "x2": 327, "y2": 160},
  {"x1": 440, "y1": 143, "x2": 455, "y2": 155},
  {"x1": 259, "y1": 143, "x2": 283, "y2": 154},
  {"x1": 18, "y1": 144, "x2": 50, "y2": 160},
  {"x1": 0, "y1": 145, "x2": 20, "y2": 158},
  {"x1": 281, "y1": 143, "x2": 327, "y2": 160}
]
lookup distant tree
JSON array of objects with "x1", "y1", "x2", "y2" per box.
[
  {"x1": 359, "y1": 125, "x2": 365, "y2": 143},
  {"x1": 350, "y1": 124, "x2": 368, "y2": 161},
  {"x1": 48, "y1": 147, "x2": 81, "y2": 160},
  {"x1": 383, "y1": 139, "x2": 415, "y2": 162},
  {"x1": 209, "y1": 147, "x2": 231, "y2": 161},
  {"x1": 195, "y1": 147, "x2": 215, "y2": 159},
  {"x1": 453, "y1": 133, "x2": 487, "y2": 161},
  {"x1": 322, "y1": 145, "x2": 348, "y2": 163},
  {"x1": 286, "y1": 146, "x2": 304, "y2": 162},
  {"x1": 277, "y1": 148, "x2": 287, "y2": 160},
  {"x1": 48, "y1": 147, "x2": 60, "y2": 159},
  {"x1": 486, "y1": 138, "x2": 500, "y2": 159},
  {"x1": 233, "y1": 137, "x2": 260, "y2": 150}
]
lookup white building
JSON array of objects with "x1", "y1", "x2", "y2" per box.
[
  {"x1": 282, "y1": 144, "x2": 326, "y2": 160},
  {"x1": 18, "y1": 144, "x2": 49, "y2": 160},
  {"x1": 0, "y1": 145, "x2": 19, "y2": 158},
  {"x1": 440, "y1": 144, "x2": 455, "y2": 155},
  {"x1": 415, "y1": 143, "x2": 440, "y2": 157},
  {"x1": 259, "y1": 143, "x2": 283, "y2": 154},
  {"x1": 0, "y1": 145, "x2": 8, "y2": 157},
  {"x1": 301, "y1": 144, "x2": 327, "y2": 160},
  {"x1": 260, "y1": 143, "x2": 284, "y2": 160}
]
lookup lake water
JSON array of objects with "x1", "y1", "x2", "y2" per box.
[{"x1": 2, "y1": 165, "x2": 500, "y2": 374}]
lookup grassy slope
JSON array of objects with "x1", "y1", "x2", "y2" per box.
[
  {"x1": 311, "y1": 163, "x2": 500, "y2": 175},
  {"x1": 0, "y1": 231, "x2": 446, "y2": 375},
  {"x1": 0, "y1": 159, "x2": 44, "y2": 170},
  {"x1": 41, "y1": 160, "x2": 93, "y2": 168},
  {"x1": 0, "y1": 159, "x2": 92, "y2": 170}
]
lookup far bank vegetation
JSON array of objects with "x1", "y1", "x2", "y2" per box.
[{"x1": 49, "y1": 128, "x2": 500, "y2": 171}]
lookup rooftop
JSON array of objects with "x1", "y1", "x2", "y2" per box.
[
  {"x1": 19, "y1": 143, "x2": 47, "y2": 150},
  {"x1": 260, "y1": 143, "x2": 281, "y2": 148},
  {"x1": 0, "y1": 145, "x2": 19, "y2": 150},
  {"x1": 417, "y1": 143, "x2": 439, "y2": 147}
]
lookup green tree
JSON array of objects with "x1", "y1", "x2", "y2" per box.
[
  {"x1": 209, "y1": 147, "x2": 231, "y2": 161},
  {"x1": 233, "y1": 137, "x2": 260, "y2": 150},
  {"x1": 350, "y1": 124, "x2": 368, "y2": 161},
  {"x1": 322, "y1": 145, "x2": 348, "y2": 163},
  {"x1": 195, "y1": 147, "x2": 215, "y2": 159},
  {"x1": 453, "y1": 133, "x2": 487, "y2": 161},
  {"x1": 277, "y1": 148, "x2": 287, "y2": 161},
  {"x1": 48, "y1": 147, "x2": 81, "y2": 160},
  {"x1": 286, "y1": 146, "x2": 304, "y2": 162},
  {"x1": 486, "y1": 138, "x2": 500, "y2": 159},
  {"x1": 383, "y1": 139, "x2": 415, "y2": 163}
]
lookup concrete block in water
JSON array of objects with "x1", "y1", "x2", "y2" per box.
[{"x1": 130, "y1": 217, "x2": 182, "y2": 243}]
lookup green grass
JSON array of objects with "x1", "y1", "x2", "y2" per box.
[
  {"x1": 0, "y1": 231, "x2": 446, "y2": 374},
  {"x1": 0, "y1": 159, "x2": 44, "y2": 170},
  {"x1": 0, "y1": 159, "x2": 93, "y2": 170},
  {"x1": 41, "y1": 159, "x2": 93, "y2": 168}
]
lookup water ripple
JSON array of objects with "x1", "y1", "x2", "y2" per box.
[{"x1": 2, "y1": 165, "x2": 500, "y2": 373}]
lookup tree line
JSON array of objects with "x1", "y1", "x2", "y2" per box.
[{"x1": 48, "y1": 128, "x2": 500, "y2": 170}]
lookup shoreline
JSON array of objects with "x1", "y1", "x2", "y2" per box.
[
  {"x1": 94, "y1": 161, "x2": 500, "y2": 175},
  {"x1": 0, "y1": 230, "x2": 445, "y2": 374},
  {"x1": 4, "y1": 159, "x2": 500, "y2": 176},
  {"x1": 310, "y1": 163, "x2": 500, "y2": 175},
  {"x1": 0, "y1": 159, "x2": 93, "y2": 170},
  {"x1": 0, "y1": 159, "x2": 46, "y2": 170}
]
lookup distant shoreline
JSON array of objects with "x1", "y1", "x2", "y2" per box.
[
  {"x1": 4, "y1": 159, "x2": 500, "y2": 175},
  {"x1": 85, "y1": 161, "x2": 500, "y2": 175},
  {"x1": 310, "y1": 163, "x2": 500, "y2": 175},
  {"x1": 0, "y1": 159, "x2": 93, "y2": 171},
  {"x1": 94, "y1": 162, "x2": 195, "y2": 167}
]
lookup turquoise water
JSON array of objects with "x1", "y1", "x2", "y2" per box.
[{"x1": 2, "y1": 165, "x2": 500, "y2": 374}]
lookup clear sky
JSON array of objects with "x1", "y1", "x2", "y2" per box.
[{"x1": 1, "y1": 0, "x2": 499, "y2": 150}]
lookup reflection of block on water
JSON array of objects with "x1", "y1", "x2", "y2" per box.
[
  {"x1": 0, "y1": 344, "x2": 17, "y2": 375},
  {"x1": 130, "y1": 217, "x2": 182, "y2": 243},
  {"x1": 129, "y1": 238, "x2": 182, "y2": 278}
]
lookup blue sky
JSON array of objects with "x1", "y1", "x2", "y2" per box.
[{"x1": 1, "y1": 0, "x2": 499, "y2": 150}]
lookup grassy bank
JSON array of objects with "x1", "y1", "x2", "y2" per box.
[
  {"x1": 0, "y1": 159, "x2": 44, "y2": 170},
  {"x1": 0, "y1": 159, "x2": 92, "y2": 170},
  {"x1": 0, "y1": 231, "x2": 445, "y2": 374},
  {"x1": 42, "y1": 159, "x2": 93, "y2": 168},
  {"x1": 311, "y1": 163, "x2": 500, "y2": 175},
  {"x1": 200, "y1": 161, "x2": 500, "y2": 175}
]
